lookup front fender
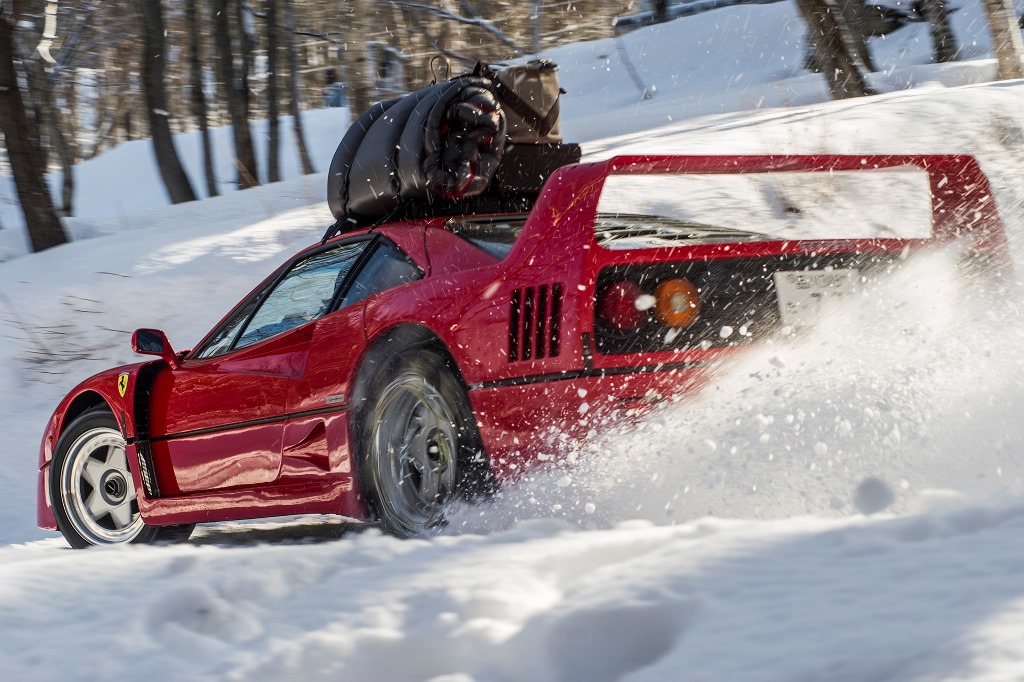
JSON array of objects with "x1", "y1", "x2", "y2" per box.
[{"x1": 37, "y1": 360, "x2": 166, "y2": 530}]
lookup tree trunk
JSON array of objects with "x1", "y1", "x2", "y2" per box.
[
  {"x1": 794, "y1": 0, "x2": 875, "y2": 99},
  {"x1": 981, "y1": 0, "x2": 1024, "y2": 80},
  {"x1": 56, "y1": 75, "x2": 77, "y2": 214},
  {"x1": 0, "y1": 10, "x2": 67, "y2": 251},
  {"x1": 916, "y1": 0, "x2": 958, "y2": 63},
  {"x1": 835, "y1": 0, "x2": 877, "y2": 71},
  {"x1": 282, "y1": 0, "x2": 313, "y2": 175},
  {"x1": 531, "y1": 0, "x2": 544, "y2": 54},
  {"x1": 235, "y1": 0, "x2": 259, "y2": 185},
  {"x1": 342, "y1": 0, "x2": 373, "y2": 117},
  {"x1": 266, "y1": 0, "x2": 280, "y2": 183},
  {"x1": 186, "y1": 0, "x2": 218, "y2": 197},
  {"x1": 54, "y1": 120, "x2": 73, "y2": 214},
  {"x1": 136, "y1": 0, "x2": 196, "y2": 204},
  {"x1": 42, "y1": 74, "x2": 75, "y2": 215},
  {"x1": 213, "y1": 0, "x2": 259, "y2": 189},
  {"x1": 654, "y1": 0, "x2": 669, "y2": 24},
  {"x1": 20, "y1": 54, "x2": 56, "y2": 196}
]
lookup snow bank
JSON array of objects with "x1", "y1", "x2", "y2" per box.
[{"x1": 2, "y1": 501, "x2": 1023, "y2": 680}]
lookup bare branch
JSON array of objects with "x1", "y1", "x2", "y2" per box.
[
  {"x1": 391, "y1": 1, "x2": 525, "y2": 56},
  {"x1": 36, "y1": 0, "x2": 58, "y2": 64},
  {"x1": 424, "y1": 37, "x2": 477, "y2": 68}
]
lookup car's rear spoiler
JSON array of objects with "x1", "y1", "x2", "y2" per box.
[{"x1": 530, "y1": 154, "x2": 1012, "y2": 271}]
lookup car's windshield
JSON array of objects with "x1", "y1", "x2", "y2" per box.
[
  {"x1": 595, "y1": 213, "x2": 774, "y2": 249},
  {"x1": 445, "y1": 215, "x2": 528, "y2": 259}
]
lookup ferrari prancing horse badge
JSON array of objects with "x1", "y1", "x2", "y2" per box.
[{"x1": 117, "y1": 372, "x2": 129, "y2": 398}]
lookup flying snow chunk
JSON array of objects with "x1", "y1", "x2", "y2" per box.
[
  {"x1": 854, "y1": 477, "x2": 895, "y2": 514},
  {"x1": 635, "y1": 294, "x2": 656, "y2": 311}
]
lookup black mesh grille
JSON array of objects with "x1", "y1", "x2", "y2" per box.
[
  {"x1": 132, "y1": 363, "x2": 162, "y2": 498},
  {"x1": 509, "y1": 283, "x2": 563, "y2": 361}
]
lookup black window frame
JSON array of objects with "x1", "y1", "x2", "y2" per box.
[{"x1": 337, "y1": 237, "x2": 425, "y2": 309}]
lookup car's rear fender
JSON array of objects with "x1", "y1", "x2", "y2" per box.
[{"x1": 350, "y1": 323, "x2": 471, "y2": 413}]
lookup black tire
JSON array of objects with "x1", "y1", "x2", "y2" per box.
[
  {"x1": 356, "y1": 345, "x2": 490, "y2": 537},
  {"x1": 50, "y1": 407, "x2": 194, "y2": 549}
]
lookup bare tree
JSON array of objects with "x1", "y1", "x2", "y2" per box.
[
  {"x1": 795, "y1": 0, "x2": 875, "y2": 99},
  {"x1": 185, "y1": 0, "x2": 218, "y2": 197},
  {"x1": 0, "y1": 2, "x2": 67, "y2": 251},
  {"x1": 213, "y1": 0, "x2": 259, "y2": 188},
  {"x1": 137, "y1": 0, "x2": 196, "y2": 204},
  {"x1": 265, "y1": 0, "x2": 280, "y2": 183},
  {"x1": 23, "y1": 58, "x2": 75, "y2": 214},
  {"x1": 916, "y1": 0, "x2": 957, "y2": 63},
  {"x1": 653, "y1": 0, "x2": 669, "y2": 24},
  {"x1": 342, "y1": 0, "x2": 373, "y2": 116},
  {"x1": 530, "y1": 0, "x2": 544, "y2": 54},
  {"x1": 981, "y1": 0, "x2": 1024, "y2": 79},
  {"x1": 282, "y1": 0, "x2": 313, "y2": 174}
]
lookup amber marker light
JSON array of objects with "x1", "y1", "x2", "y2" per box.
[{"x1": 654, "y1": 278, "x2": 700, "y2": 327}]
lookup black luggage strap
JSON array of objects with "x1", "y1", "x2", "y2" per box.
[
  {"x1": 322, "y1": 201, "x2": 412, "y2": 243},
  {"x1": 491, "y1": 79, "x2": 560, "y2": 137},
  {"x1": 322, "y1": 217, "x2": 356, "y2": 243}
]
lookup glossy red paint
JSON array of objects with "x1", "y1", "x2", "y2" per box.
[
  {"x1": 147, "y1": 324, "x2": 317, "y2": 495},
  {"x1": 37, "y1": 154, "x2": 1011, "y2": 536},
  {"x1": 135, "y1": 470, "x2": 360, "y2": 525}
]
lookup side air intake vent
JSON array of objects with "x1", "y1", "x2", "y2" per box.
[{"x1": 509, "y1": 283, "x2": 563, "y2": 362}]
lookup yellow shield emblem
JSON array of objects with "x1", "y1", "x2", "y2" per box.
[{"x1": 117, "y1": 373, "x2": 129, "y2": 398}]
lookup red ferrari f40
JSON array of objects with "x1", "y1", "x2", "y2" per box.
[{"x1": 36, "y1": 154, "x2": 1009, "y2": 546}]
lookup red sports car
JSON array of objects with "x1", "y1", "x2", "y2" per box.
[{"x1": 36, "y1": 154, "x2": 1009, "y2": 547}]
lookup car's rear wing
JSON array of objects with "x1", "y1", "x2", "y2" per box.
[{"x1": 526, "y1": 154, "x2": 1011, "y2": 271}]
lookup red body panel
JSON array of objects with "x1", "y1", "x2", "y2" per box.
[
  {"x1": 148, "y1": 325, "x2": 317, "y2": 494},
  {"x1": 37, "y1": 154, "x2": 1011, "y2": 532}
]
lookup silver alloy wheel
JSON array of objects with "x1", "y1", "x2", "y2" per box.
[
  {"x1": 58, "y1": 426, "x2": 144, "y2": 545},
  {"x1": 369, "y1": 371, "x2": 459, "y2": 533}
]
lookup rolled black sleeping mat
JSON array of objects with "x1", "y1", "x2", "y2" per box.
[
  {"x1": 397, "y1": 77, "x2": 506, "y2": 204},
  {"x1": 326, "y1": 96, "x2": 402, "y2": 223},
  {"x1": 345, "y1": 87, "x2": 439, "y2": 220},
  {"x1": 328, "y1": 76, "x2": 507, "y2": 225}
]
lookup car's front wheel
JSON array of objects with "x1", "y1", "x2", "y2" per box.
[
  {"x1": 359, "y1": 347, "x2": 489, "y2": 537},
  {"x1": 50, "y1": 407, "x2": 193, "y2": 548}
]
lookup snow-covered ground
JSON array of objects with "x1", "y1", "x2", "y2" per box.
[{"x1": 2, "y1": 2, "x2": 1024, "y2": 679}]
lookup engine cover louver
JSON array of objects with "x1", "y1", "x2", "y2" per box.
[{"x1": 509, "y1": 283, "x2": 563, "y2": 362}]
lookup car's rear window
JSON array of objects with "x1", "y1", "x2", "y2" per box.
[
  {"x1": 594, "y1": 214, "x2": 773, "y2": 249},
  {"x1": 445, "y1": 215, "x2": 528, "y2": 259},
  {"x1": 595, "y1": 168, "x2": 934, "y2": 249}
]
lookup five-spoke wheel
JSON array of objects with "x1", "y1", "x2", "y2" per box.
[
  {"x1": 50, "y1": 408, "x2": 193, "y2": 548},
  {"x1": 359, "y1": 347, "x2": 488, "y2": 537}
]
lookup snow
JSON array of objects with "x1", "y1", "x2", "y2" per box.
[{"x1": 3, "y1": 2, "x2": 1024, "y2": 679}]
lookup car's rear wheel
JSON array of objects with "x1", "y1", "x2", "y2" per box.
[
  {"x1": 359, "y1": 347, "x2": 488, "y2": 537},
  {"x1": 50, "y1": 408, "x2": 194, "y2": 548}
]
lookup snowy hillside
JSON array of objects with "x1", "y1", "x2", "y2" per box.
[{"x1": 2, "y1": 2, "x2": 1024, "y2": 679}]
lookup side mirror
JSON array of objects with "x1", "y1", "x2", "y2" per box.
[{"x1": 131, "y1": 328, "x2": 179, "y2": 368}]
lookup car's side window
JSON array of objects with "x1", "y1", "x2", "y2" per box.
[
  {"x1": 340, "y1": 240, "x2": 423, "y2": 308},
  {"x1": 233, "y1": 241, "x2": 369, "y2": 350},
  {"x1": 194, "y1": 240, "x2": 370, "y2": 359}
]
